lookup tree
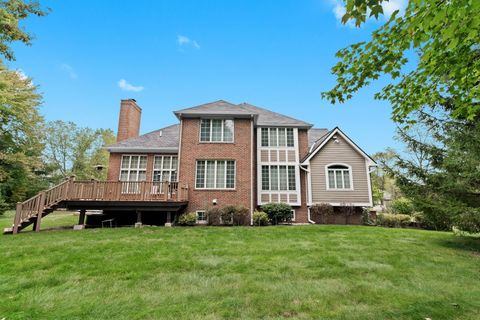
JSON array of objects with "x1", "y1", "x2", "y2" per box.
[
  {"x1": 322, "y1": 0, "x2": 480, "y2": 123},
  {"x1": 386, "y1": 109, "x2": 480, "y2": 232},
  {"x1": 43, "y1": 120, "x2": 115, "y2": 181},
  {"x1": 371, "y1": 149, "x2": 401, "y2": 206},
  {"x1": 0, "y1": 0, "x2": 49, "y2": 61},
  {"x1": 0, "y1": 61, "x2": 45, "y2": 204}
]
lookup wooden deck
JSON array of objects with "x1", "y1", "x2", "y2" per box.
[{"x1": 4, "y1": 178, "x2": 189, "y2": 234}]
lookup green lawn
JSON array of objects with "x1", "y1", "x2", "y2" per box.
[{"x1": 1, "y1": 213, "x2": 479, "y2": 319}]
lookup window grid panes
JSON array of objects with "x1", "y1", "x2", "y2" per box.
[
  {"x1": 327, "y1": 165, "x2": 352, "y2": 190},
  {"x1": 200, "y1": 119, "x2": 234, "y2": 142},
  {"x1": 120, "y1": 155, "x2": 147, "y2": 182},
  {"x1": 153, "y1": 155, "x2": 178, "y2": 183},
  {"x1": 261, "y1": 165, "x2": 296, "y2": 191},
  {"x1": 261, "y1": 128, "x2": 295, "y2": 147},
  {"x1": 197, "y1": 211, "x2": 206, "y2": 222},
  {"x1": 196, "y1": 160, "x2": 235, "y2": 189}
]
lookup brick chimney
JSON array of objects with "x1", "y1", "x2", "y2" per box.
[{"x1": 117, "y1": 99, "x2": 141, "y2": 142}]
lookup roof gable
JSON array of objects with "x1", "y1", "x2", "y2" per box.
[{"x1": 301, "y1": 127, "x2": 376, "y2": 165}]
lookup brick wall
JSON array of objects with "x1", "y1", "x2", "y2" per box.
[
  {"x1": 178, "y1": 118, "x2": 254, "y2": 216},
  {"x1": 293, "y1": 129, "x2": 310, "y2": 223},
  {"x1": 117, "y1": 99, "x2": 141, "y2": 142}
]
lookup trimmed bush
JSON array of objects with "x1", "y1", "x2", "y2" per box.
[
  {"x1": 310, "y1": 203, "x2": 334, "y2": 224},
  {"x1": 222, "y1": 205, "x2": 250, "y2": 226},
  {"x1": 177, "y1": 212, "x2": 197, "y2": 226},
  {"x1": 376, "y1": 213, "x2": 411, "y2": 228},
  {"x1": 253, "y1": 211, "x2": 269, "y2": 226},
  {"x1": 206, "y1": 207, "x2": 223, "y2": 226},
  {"x1": 261, "y1": 203, "x2": 293, "y2": 225},
  {"x1": 390, "y1": 197, "x2": 414, "y2": 215},
  {"x1": 361, "y1": 207, "x2": 374, "y2": 226}
]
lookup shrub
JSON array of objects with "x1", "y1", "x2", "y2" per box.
[
  {"x1": 222, "y1": 205, "x2": 250, "y2": 226},
  {"x1": 0, "y1": 194, "x2": 9, "y2": 215},
  {"x1": 310, "y1": 203, "x2": 333, "y2": 224},
  {"x1": 253, "y1": 211, "x2": 269, "y2": 226},
  {"x1": 361, "y1": 208, "x2": 374, "y2": 226},
  {"x1": 376, "y1": 213, "x2": 411, "y2": 228},
  {"x1": 338, "y1": 204, "x2": 357, "y2": 224},
  {"x1": 177, "y1": 212, "x2": 197, "y2": 226},
  {"x1": 261, "y1": 203, "x2": 293, "y2": 225},
  {"x1": 206, "y1": 207, "x2": 223, "y2": 226},
  {"x1": 390, "y1": 197, "x2": 415, "y2": 215}
]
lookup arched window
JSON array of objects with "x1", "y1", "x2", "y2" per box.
[{"x1": 326, "y1": 164, "x2": 352, "y2": 190}]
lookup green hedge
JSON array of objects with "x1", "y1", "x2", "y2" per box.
[
  {"x1": 261, "y1": 203, "x2": 293, "y2": 225},
  {"x1": 376, "y1": 213, "x2": 412, "y2": 228}
]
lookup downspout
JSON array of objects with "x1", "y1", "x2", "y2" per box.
[
  {"x1": 300, "y1": 165, "x2": 315, "y2": 224},
  {"x1": 250, "y1": 117, "x2": 254, "y2": 225}
]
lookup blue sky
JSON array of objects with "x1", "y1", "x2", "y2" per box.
[{"x1": 7, "y1": 0, "x2": 407, "y2": 154}]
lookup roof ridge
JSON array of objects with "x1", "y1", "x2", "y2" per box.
[
  {"x1": 174, "y1": 100, "x2": 237, "y2": 113},
  {"x1": 240, "y1": 102, "x2": 312, "y2": 126}
]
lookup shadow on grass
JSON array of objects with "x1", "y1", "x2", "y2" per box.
[{"x1": 435, "y1": 236, "x2": 480, "y2": 255}]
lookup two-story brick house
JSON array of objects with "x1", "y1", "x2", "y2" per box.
[{"x1": 106, "y1": 99, "x2": 376, "y2": 225}]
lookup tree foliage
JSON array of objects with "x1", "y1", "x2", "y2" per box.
[
  {"x1": 386, "y1": 109, "x2": 480, "y2": 232},
  {"x1": 0, "y1": 0, "x2": 49, "y2": 61},
  {"x1": 0, "y1": 61, "x2": 44, "y2": 204},
  {"x1": 323, "y1": 0, "x2": 480, "y2": 122},
  {"x1": 43, "y1": 120, "x2": 115, "y2": 181}
]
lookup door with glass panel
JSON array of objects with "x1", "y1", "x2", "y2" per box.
[{"x1": 152, "y1": 155, "x2": 178, "y2": 196}]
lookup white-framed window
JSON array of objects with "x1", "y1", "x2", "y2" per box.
[
  {"x1": 120, "y1": 155, "x2": 147, "y2": 194},
  {"x1": 196, "y1": 210, "x2": 207, "y2": 223},
  {"x1": 120, "y1": 155, "x2": 147, "y2": 182},
  {"x1": 260, "y1": 127, "x2": 294, "y2": 147},
  {"x1": 200, "y1": 119, "x2": 234, "y2": 142},
  {"x1": 153, "y1": 156, "x2": 178, "y2": 183},
  {"x1": 196, "y1": 160, "x2": 235, "y2": 189},
  {"x1": 261, "y1": 165, "x2": 296, "y2": 191},
  {"x1": 326, "y1": 164, "x2": 353, "y2": 190}
]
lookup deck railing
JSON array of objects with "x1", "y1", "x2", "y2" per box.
[
  {"x1": 68, "y1": 180, "x2": 189, "y2": 202},
  {"x1": 12, "y1": 178, "x2": 189, "y2": 233}
]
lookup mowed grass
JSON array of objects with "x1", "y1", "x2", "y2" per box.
[{"x1": 1, "y1": 212, "x2": 479, "y2": 319}]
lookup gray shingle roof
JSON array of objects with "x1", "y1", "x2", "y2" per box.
[
  {"x1": 308, "y1": 128, "x2": 329, "y2": 147},
  {"x1": 174, "y1": 100, "x2": 312, "y2": 128},
  {"x1": 107, "y1": 124, "x2": 180, "y2": 153}
]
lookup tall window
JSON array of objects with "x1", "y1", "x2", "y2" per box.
[
  {"x1": 196, "y1": 160, "x2": 235, "y2": 189},
  {"x1": 120, "y1": 155, "x2": 147, "y2": 181},
  {"x1": 261, "y1": 128, "x2": 294, "y2": 147},
  {"x1": 200, "y1": 119, "x2": 234, "y2": 142},
  {"x1": 153, "y1": 156, "x2": 178, "y2": 183},
  {"x1": 261, "y1": 165, "x2": 296, "y2": 191},
  {"x1": 326, "y1": 164, "x2": 352, "y2": 190}
]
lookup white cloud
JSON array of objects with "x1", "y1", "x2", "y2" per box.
[
  {"x1": 177, "y1": 35, "x2": 200, "y2": 49},
  {"x1": 117, "y1": 79, "x2": 144, "y2": 92},
  {"x1": 16, "y1": 69, "x2": 28, "y2": 81},
  {"x1": 329, "y1": 0, "x2": 406, "y2": 26},
  {"x1": 60, "y1": 63, "x2": 78, "y2": 79}
]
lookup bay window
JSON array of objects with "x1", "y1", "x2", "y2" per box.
[
  {"x1": 261, "y1": 165, "x2": 296, "y2": 191},
  {"x1": 260, "y1": 127, "x2": 294, "y2": 147}
]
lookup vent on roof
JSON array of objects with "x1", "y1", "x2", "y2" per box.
[{"x1": 159, "y1": 130, "x2": 163, "y2": 137}]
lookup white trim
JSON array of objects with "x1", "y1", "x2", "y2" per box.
[
  {"x1": 118, "y1": 154, "x2": 148, "y2": 181},
  {"x1": 307, "y1": 207, "x2": 315, "y2": 224},
  {"x1": 250, "y1": 120, "x2": 254, "y2": 225},
  {"x1": 196, "y1": 210, "x2": 207, "y2": 224},
  {"x1": 308, "y1": 202, "x2": 372, "y2": 207},
  {"x1": 324, "y1": 163, "x2": 354, "y2": 191},
  {"x1": 152, "y1": 155, "x2": 178, "y2": 183},
  {"x1": 302, "y1": 127, "x2": 377, "y2": 166},
  {"x1": 291, "y1": 209, "x2": 296, "y2": 222},
  {"x1": 365, "y1": 158, "x2": 374, "y2": 207},
  {"x1": 177, "y1": 120, "x2": 183, "y2": 180}
]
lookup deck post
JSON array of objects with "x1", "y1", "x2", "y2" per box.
[
  {"x1": 34, "y1": 192, "x2": 46, "y2": 232},
  {"x1": 166, "y1": 212, "x2": 171, "y2": 223},
  {"x1": 79, "y1": 209, "x2": 86, "y2": 225},
  {"x1": 13, "y1": 203, "x2": 22, "y2": 234}
]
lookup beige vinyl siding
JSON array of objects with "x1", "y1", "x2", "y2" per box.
[{"x1": 310, "y1": 136, "x2": 370, "y2": 204}]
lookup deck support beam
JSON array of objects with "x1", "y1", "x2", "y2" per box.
[{"x1": 78, "y1": 209, "x2": 86, "y2": 225}]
